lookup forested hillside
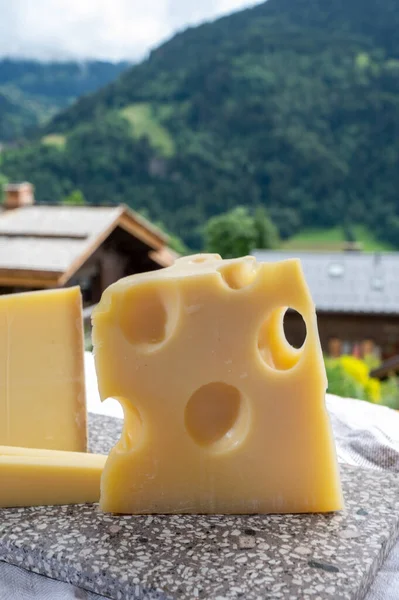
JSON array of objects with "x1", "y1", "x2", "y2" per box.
[
  {"x1": 0, "y1": 59, "x2": 129, "y2": 141},
  {"x1": 2, "y1": 0, "x2": 399, "y2": 249}
]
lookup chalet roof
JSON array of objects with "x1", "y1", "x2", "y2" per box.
[
  {"x1": 0, "y1": 204, "x2": 174, "y2": 287},
  {"x1": 252, "y1": 250, "x2": 399, "y2": 315}
]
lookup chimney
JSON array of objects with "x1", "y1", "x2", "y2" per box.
[{"x1": 3, "y1": 182, "x2": 35, "y2": 209}]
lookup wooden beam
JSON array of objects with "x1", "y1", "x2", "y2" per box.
[
  {"x1": 121, "y1": 205, "x2": 167, "y2": 245},
  {"x1": 118, "y1": 212, "x2": 164, "y2": 250},
  {"x1": 149, "y1": 247, "x2": 177, "y2": 268},
  {"x1": 0, "y1": 276, "x2": 60, "y2": 288},
  {"x1": 0, "y1": 232, "x2": 87, "y2": 240},
  {"x1": 0, "y1": 267, "x2": 62, "y2": 280}
]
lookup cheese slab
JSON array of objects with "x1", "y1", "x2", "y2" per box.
[
  {"x1": 93, "y1": 254, "x2": 343, "y2": 514},
  {"x1": 0, "y1": 414, "x2": 397, "y2": 600},
  {"x1": 0, "y1": 287, "x2": 87, "y2": 452},
  {"x1": 0, "y1": 446, "x2": 106, "y2": 507}
]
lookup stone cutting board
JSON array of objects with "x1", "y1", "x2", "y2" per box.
[{"x1": 0, "y1": 413, "x2": 399, "y2": 600}]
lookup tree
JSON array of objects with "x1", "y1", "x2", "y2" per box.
[
  {"x1": 204, "y1": 206, "x2": 258, "y2": 258},
  {"x1": 167, "y1": 233, "x2": 189, "y2": 255},
  {"x1": 62, "y1": 189, "x2": 86, "y2": 206},
  {"x1": 254, "y1": 206, "x2": 280, "y2": 249},
  {"x1": 204, "y1": 206, "x2": 280, "y2": 258},
  {"x1": 0, "y1": 173, "x2": 8, "y2": 204},
  {"x1": 342, "y1": 216, "x2": 355, "y2": 243},
  {"x1": 138, "y1": 210, "x2": 190, "y2": 256}
]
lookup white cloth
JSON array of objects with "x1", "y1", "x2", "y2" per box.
[
  {"x1": 325, "y1": 395, "x2": 399, "y2": 600},
  {"x1": 0, "y1": 353, "x2": 398, "y2": 600},
  {"x1": 0, "y1": 561, "x2": 104, "y2": 599}
]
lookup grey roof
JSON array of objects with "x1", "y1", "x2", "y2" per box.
[
  {"x1": 0, "y1": 205, "x2": 121, "y2": 239},
  {"x1": 0, "y1": 206, "x2": 122, "y2": 273},
  {"x1": 252, "y1": 250, "x2": 399, "y2": 315}
]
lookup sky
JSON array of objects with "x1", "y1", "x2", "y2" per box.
[{"x1": 0, "y1": 0, "x2": 260, "y2": 62}]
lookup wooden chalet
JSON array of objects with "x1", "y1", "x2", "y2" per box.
[{"x1": 0, "y1": 182, "x2": 177, "y2": 307}]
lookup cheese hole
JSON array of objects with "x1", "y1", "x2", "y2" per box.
[
  {"x1": 258, "y1": 307, "x2": 306, "y2": 371},
  {"x1": 118, "y1": 285, "x2": 179, "y2": 350},
  {"x1": 185, "y1": 382, "x2": 249, "y2": 451},
  {"x1": 284, "y1": 309, "x2": 307, "y2": 348},
  {"x1": 218, "y1": 262, "x2": 258, "y2": 290}
]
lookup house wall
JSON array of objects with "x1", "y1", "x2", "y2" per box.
[
  {"x1": 69, "y1": 237, "x2": 153, "y2": 306},
  {"x1": 69, "y1": 247, "x2": 126, "y2": 306},
  {"x1": 100, "y1": 249, "x2": 129, "y2": 290}
]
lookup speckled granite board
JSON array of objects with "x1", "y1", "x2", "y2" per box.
[{"x1": 0, "y1": 414, "x2": 399, "y2": 600}]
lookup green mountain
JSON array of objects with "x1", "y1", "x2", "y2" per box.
[
  {"x1": 0, "y1": 59, "x2": 129, "y2": 141},
  {"x1": 2, "y1": 0, "x2": 399, "y2": 249}
]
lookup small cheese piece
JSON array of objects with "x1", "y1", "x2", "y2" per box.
[
  {"x1": 0, "y1": 445, "x2": 91, "y2": 457},
  {"x1": 0, "y1": 287, "x2": 87, "y2": 451},
  {"x1": 93, "y1": 254, "x2": 343, "y2": 514},
  {"x1": 0, "y1": 446, "x2": 106, "y2": 507}
]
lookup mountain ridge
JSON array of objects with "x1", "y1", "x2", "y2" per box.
[
  {"x1": 2, "y1": 0, "x2": 399, "y2": 249},
  {"x1": 0, "y1": 58, "x2": 130, "y2": 141},
  {"x1": 47, "y1": 0, "x2": 399, "y2": 133}
]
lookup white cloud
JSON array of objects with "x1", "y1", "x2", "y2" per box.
[{"x1": 0, "y1": 0, "x2": 260, "y2": 61}]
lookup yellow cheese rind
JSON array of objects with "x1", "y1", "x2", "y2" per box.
[
  {"x1": 93, "y1": 254, "x2": 343, "y2": 515},
  {"x1": 0, "y1": 287, "x2": 87, "y2": 452},
  {"x1": 0, "y1": 450, "x2": 106, "y2": 508}
]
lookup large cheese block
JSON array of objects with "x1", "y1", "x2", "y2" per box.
[
  {"x1": 92, "y1": 254, "x2": 343, "y2": 514},
  {"x1": 0, "y1": 287, "x2": 87, "y2": 451},
  {"x1": 0, "y1": 446, "x2": 106, "y2": 507}
]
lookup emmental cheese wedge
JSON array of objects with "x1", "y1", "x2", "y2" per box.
[
  {"x1": 93, "y1": 254, "x2": 343, "y2": 514},
  {"x1": 0, "y1": 287, "x2": 87, "y2": 451},
  {"x1": 0, "y1": 446, "x2": 106, "y2": 507}
]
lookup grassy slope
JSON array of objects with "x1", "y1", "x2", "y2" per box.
[
  {"x1": 120, "y1": 103, "x2": 175, "y2": 157},
  {"x1": 284, "y1": 225, "x2": 393, "y2": 251},
  {"x1": 41, "y1": 134, "x2": 66, "y2": 147}
]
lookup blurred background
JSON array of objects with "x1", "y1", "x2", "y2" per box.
[{"x1": 0, "y1": 0, "x2": 399, "y2": 407}]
